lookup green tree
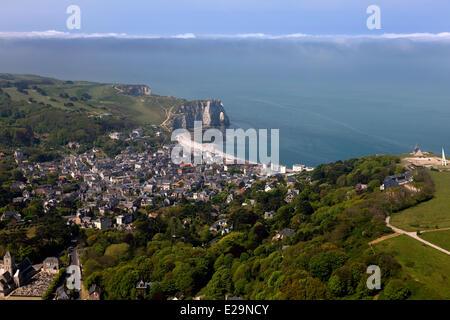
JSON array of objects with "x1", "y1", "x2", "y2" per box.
[
  {"x1": 382, "y1": 279, "x2": 410, "y2": 300},
  {"x1": 308, "y1": 250, "x2": 348, "y2": 282}
]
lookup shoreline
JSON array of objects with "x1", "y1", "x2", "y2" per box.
[{"x1": 176, "y1": 134, "x2": 259, "y2": 166}]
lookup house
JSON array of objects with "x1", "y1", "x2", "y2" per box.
[
  {"x1": 14, "y1": 149, "x2": 24, "y2": 164},
  {"x1": 98, "y1": 206, "x2": 109, "y2": 216},
  {"x1": 11, "y1": 182, "x2": 26, "y2": 191},
  {"x1": 88, "y1": 284, "x2": 101, "y2": 300},
  {"x1": 0, "y1": 211, "x2": 21, "y2": 222},
  {"x1": 82, "y1": 216, "x2": 92, "y2": 224},
  {"x1": 55, "y1": 285, "x2": 70, "y2": 300},
  {"x1": 221, "y1": 226, "x2": 233, "y2": 235},
  {"x1": 109, "y1": 132, "x2": 126, "y2": 140},
  {"x1": 270, "y1": 163, "x2": 286, "y2": 174},
  {"x1": 94, "y1": 217, "x2": 112, "y2": 230},
  {"x1": 380, "y1": 171, "x2": 414, "y2": 190},
  {"x1": 161, "y1": 181, "x2": 171, "y2": 191},
  {"x1": 209, "y1": 219, "x2": 229, "y2": 233},
  {"x1": 286, "y1": 176, "x2": 298, "y2": 187},
  {"x1": 130, "y1": 129, "x2": 144, "y2": 139},
  {"x1": 42, "y1": 257, "x2": 60, "y2": 274},
  {"x1": 12, "y1": 197, "x2": 25, "y2": 205},
  {"x1": 273, "y1": 228, "x2": 296, "y2": 241},
  {"x1": 34, "y1": 185, "x2": 54, "y2": 197},
  {"x1": 264, "y1": 211, "x2": 276, "y2": 219},
  {"x1": 355, "y1": 184, "x2": 368, "y2": 193},
  {"x1": 116, "y1": 214, "x2": 134, "y2": 226},
  {"x1": 292, "y1": 164, "x2": 305, "y2": 172},
  {"x1": 67, "y1": 142, "x2": 80, "y2": 149},
  {"x1": 135, "y1": 280, "x2": 153, "y2": 291},
  {"x1": 285, "y1": 189, "x2": 299, "y2": 203},
  {"x1": 143, "y1": 184, "x2": 154, "y2": 193}
]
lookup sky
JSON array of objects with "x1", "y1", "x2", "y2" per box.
[{"x1": 0, "y1": 0, "x2": 449, "y2": 36}]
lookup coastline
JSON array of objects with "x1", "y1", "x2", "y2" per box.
[
  {"x1": 175, "y1": 134, "x2": 259, "y2": 166},
  {"x1": 174, "y1": 134, "x2": 311, "y2": 175}
]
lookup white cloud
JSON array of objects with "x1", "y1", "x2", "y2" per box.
[
  {"x1": 379, "y1": 32, "x2": 450, "y2": 39},
  {"x1": 0, "y1": 30, "x2": 197, "y2": 40},
  {"x1": 0, "y1": 30, "x2": 449, "y2": 41}
]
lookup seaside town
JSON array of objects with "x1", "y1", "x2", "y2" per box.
[
  {"x1": 2, "y1": 118, "x2": 449, "y2": 301},
  {"x1": 0, "y1": 129, "x2": 318, "y2": 300},
  {"x1": 1, "y1": 0, "x2": 450, "y2": 310},
  {"x1": 11, "y1": 133, "x2": 316, "y2": 233},
  {"x1": 2, "y1": 132, "x2": 449, "y2": 300},
  {"x1": 0, "y1": 76, "x2": 448, "y2": 301}
]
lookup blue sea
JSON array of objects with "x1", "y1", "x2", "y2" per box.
[{"x1": 1, "y1": 36, "x2": 450, "y2": 167}]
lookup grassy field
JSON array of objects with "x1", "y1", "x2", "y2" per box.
[
  {"x1": 421, "y1": 230, "x2": 450, "y2": 252},
  {"x1": 374, "y1": 235, "x2": 450, "y2": 299},
  {"x1": 391, "y1": 171, "x2": 450, "y2": 231},
  {"x1": 0, "y1": 74, "x2": 188, "y2": 125}
]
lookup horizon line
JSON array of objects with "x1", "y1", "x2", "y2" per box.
[{"x1": 1, "y1": 30, "x2": 450, "y2": 41}]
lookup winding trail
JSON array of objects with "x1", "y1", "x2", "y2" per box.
[
  {"x1": 161, "y1": 105, "x2": 175, "y2": 130},
  {"x1": 379, "y1": 216, "x2": 450, "y2": 256},
  {"x1": 420, "y1": 226, "x2": 450, "y2": 233},
  {"x1": 368, "y1": 232, "x2": 400, "y2": 245}
]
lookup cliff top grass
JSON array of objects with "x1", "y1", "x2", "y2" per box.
[
  {"x1": 0, "y1": 73, "x2": 188, "y2": 125},
  {"x1": 420, "y1": 229, "x2": 450, "y2": 252},
  {"x1": 391, "y1": 171, "x2": 450, "y2": 231},
  {"x1": 374, "y1": 234, "x2": 450, "y2": 299}
]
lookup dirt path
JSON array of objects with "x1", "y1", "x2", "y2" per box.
[
  {"x1": 161, "y1": 105, "x2": 175, "y2": 130},
  {"x1": 369, "y1": 232, "x2": 401, "y2": 245},
  {"x1": 420, "y1": 227, "x2": 450, "y2": 233},
  {"x1": 382, "y1": 216, "x2": 450, "y2": 256}
]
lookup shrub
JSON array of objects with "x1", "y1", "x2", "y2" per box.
[{"x1": 382, "y1": 279, "x2": 410, "y2": 300}]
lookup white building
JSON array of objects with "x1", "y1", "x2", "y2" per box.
[
  {"x1": 130, "y1": 129, "x2": 144, "y2": 139},
  {"x1": 292, "y1": 164, "x2": 314, "y2": 172},
  {"x1": 94, "y1": 217, "x2": 112, "y2": 230},
  {"x1": 116, "y1": 214, "x2": 134, "y2": 226},
  {"x1": 292, "y1": 164, "x2": 305, "y2": 172},
  {"x1": 270, "y1": 163, "x2": 286, "y2": 174},
  {"x1": 109, "y1": 132, "x2": 126, "y2": 140},
  {"x1": 442, "y1": 147, "x2": 448, "y2": 166}
]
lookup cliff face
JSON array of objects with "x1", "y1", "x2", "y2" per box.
[
  {"x1": 115, "y1": 85, "x2": 151, "y2": 96},
  {"x1": 172, "y1": 99, "x2": 230, "y2": 130}
]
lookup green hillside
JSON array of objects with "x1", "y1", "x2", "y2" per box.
[
  {"x1": 374, "y1": 235, "x2": 450, "y2": 299},
  {"x1": 0, "y1": 73, "x2": 187, "y2": 125},
  {"x1": 391, "y1": 171, "x2": 450, "y2": 231},
  {"x1": 421, "y1": 230, "x2": 450, "y2": 251},
  {"x1": 0, "y1": 74, "x2": 205, "y2": 157}
]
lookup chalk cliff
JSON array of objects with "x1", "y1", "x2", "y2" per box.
[
  {"x1": 172, "y1": 99, "x2": 230, "y2": 129},
  {"x1": 114, "y1": 84, "x2": 151, "y2": 96}
]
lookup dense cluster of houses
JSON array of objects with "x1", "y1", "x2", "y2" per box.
[
  {"x1": 380, "y1": 171, "x2": 414, "y2": 190},
  {"x1": 9, "y1": 141, "x2": 411, "y2": 244},
  {"x1": 108, "y1": 128, "x2": 161, "y2": 141},
  {"x1": 10, "y1": 145, "x2": 277, "y2": 233}
]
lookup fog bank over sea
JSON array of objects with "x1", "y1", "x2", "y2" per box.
[{"x1": 1, "y1": 35, "x2": 450, "y2": 166}]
